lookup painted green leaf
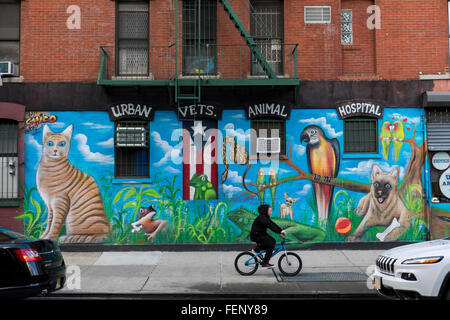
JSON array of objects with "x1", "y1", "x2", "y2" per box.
[
  {"x1": 123, "y1": 201, "x2": 137, "y2": 209},
  {"x1": 15, "y1": 211, "x2": 34, "y2": 220},
  {"x1": 142, "y1": 188, "x2": 161, "y2": 198},
  {"x1": 30, "y1": 197, "x2": 41, "y2": 215},
  {"x1": 113, "y1": 188, "x2": 126, "y2": 204},
  {"x1": 123, "y1": 188, "x2": 137, "y2": 201}
]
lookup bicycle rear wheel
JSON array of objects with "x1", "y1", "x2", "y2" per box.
[
  {"x1": 278, "y1": 252, "x2": 302, "y2": 276},
  {"x1": 234, "y1": 252, "x2": 259, "y2": 276}
]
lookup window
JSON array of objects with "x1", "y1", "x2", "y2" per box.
[
  {"x1": 304, "y1": 6, "x2": 331, "y2": 24},
  {"x1": 251, "y1": 119, "x2": 286, "y2": 156},
  {"x1": 343, "y1": 118, "x2": 378, "y2": 153},
  {"x1": 116, "y1": 1, "x2": 149, "y2": 76},
  {"x1": 114, "y1": 121, "x2": 149, "y2": 178},
  {"x1": 0, "y1": 0, "x2": 20, "y2": 77},
  {"x1": 0, "y1": 119, "x2": 18, "y2": 200},
  {"x1": 341, "y1": 9, "x2": 353, "y2": 45},
  {"x1": 250, "y1": 0, "x2": 284, "y2": 76},
  {"x1": 182, "y1": 0, "x2": 217, "y2": 75}
]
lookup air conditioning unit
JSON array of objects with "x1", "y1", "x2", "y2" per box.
[
  {"x1": 256, "y1": 137, "x2": 280, "y2": 154},
  {"x1": 304, "y1": 6, "x2": 332, "y2": 24},
  {"x1": 0, "y1": 61, "x2": 14, "y2": 76},
  {"x1": 115, "y1": 126, "x2": 147, "y2": 147}
]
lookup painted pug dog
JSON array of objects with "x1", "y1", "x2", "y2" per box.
[{"x1": 348, "y1": 164, "x2": 414, "y2": 241}]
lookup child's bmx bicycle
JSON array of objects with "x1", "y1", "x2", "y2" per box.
[{"x1": 234, "y1": 236, "x2": 302, "y2": 276}]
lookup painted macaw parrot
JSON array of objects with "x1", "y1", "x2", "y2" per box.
[
  {"x1": 256, "y1": 168, "x2": 266, "y2": 204},
  {"x1": 392, "y1": 120, "x2": 404, "y2": 162},
  {"x1": 300, "y1": 125, "x2": 340, "y2": 224},
  {"x1": 380, "y1": 121, "x2": 392, "y2": 161},
  {"x1": 268, "y1": 169, "x2": 277, "y2": 210}
]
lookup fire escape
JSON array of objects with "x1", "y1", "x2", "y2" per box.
[{"x1": 98, "y1": 0, "x2": 300, "y2": 104}]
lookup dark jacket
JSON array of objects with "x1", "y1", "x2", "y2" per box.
[{"x1": 250, "y1": 213, "x2": 282, "y2": 241}]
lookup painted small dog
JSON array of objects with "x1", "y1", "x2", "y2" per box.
[{"x1": 280, "y1": 192, "x2": 299, "y2": 220}]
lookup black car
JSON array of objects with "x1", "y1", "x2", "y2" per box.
[{"x1": 0, "y1": 227, "x2": 66, "y2": 299}]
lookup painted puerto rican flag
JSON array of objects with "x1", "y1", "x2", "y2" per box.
[{"x1": 182, "y1": 120, "x2": 218, "y2": 200}]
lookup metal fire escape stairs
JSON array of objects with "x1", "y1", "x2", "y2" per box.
[
  {"x1": 218, "y1": 0, "x2": 276, "y2": 78},
  {"x1": 174, "y1": 0, "x2": 276, "y2": 104}
]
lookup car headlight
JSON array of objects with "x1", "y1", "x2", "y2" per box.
[{"x1": 402, "y1": 256, "x2": 443, "y2": 264}]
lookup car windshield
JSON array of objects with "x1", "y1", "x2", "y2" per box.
[{"x1": 0, "y1": 230, "x2": 28, "y2": 241}]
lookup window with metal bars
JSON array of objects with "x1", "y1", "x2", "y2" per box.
[
  {"x1": 250, "y1": 0, "x2": 284, "y2": 76},
  {"x1": 0, "y1": 119, "x2": 18, "y2": 200},
  {"x1": 116, "y1": 1, "x2": 149, "y2": 76},
  {"x1": 114, "y1": 121, "x2": 150, "y2": 178},
  {"x1": 182, "y1": 0, "x2": 217, "y2": 75},
  {"x1": 251, "y1": 119, "x2": 286, "y2": 157},
  {"x1": 343, "y1": 118, "x2": 378, "y2": 153}
]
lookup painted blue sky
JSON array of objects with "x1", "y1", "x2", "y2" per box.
[
  {"x1": 25, "y1": 111, "x2": 115, "y2": 188},
  {"x1": 24, "y1": 107, "x2": 425, "y2": 222}
]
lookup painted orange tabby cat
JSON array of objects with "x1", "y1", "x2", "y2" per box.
[{"x1": 38, "y1": 124, "x2": 110, "y2": 243}]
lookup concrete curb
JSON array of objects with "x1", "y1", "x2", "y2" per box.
[{"x1": 59, "y1": 242, "x2": 413, "y2": 252}]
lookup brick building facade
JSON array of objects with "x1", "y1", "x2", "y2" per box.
[{"x1": 0, "y1": 0, "x2": 449, "y2": 245}]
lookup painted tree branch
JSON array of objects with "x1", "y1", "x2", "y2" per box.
[
  {"x1": 232, "y1": 127, "x2": 427, "y2": 205},
  {"x1": 378, "y1": 126, "x2": 426, "y2": 188},
  {"x1": 232, "y1": 140, "x2": 370, "y2": 204}
]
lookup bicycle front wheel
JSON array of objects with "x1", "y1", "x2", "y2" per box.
[
  {"x1": 278, "y1": 252, "x2": 302, "y2": 276},
  {"x1": 234, "y1": 252, "x2": 259, "y2": 276}
]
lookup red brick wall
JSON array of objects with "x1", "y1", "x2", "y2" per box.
[
  {"x1": 375, "y1": 0, "x2": 449, "y2": 79},
  {"x1": 341, "y1": 0, "x2": 376, "y2": 76},
  {"x1": 19, "y1": 0, "x2": 449, "y2": 82},
  {"x1": 20, "y1": 0, "x2": 115, "y2": 82},
  {"x1": 285, "y1": 0, "x2": 342, "y2": 80}
]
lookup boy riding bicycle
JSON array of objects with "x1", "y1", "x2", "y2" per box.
[{"x1": 250, "y1": 204, "x2": 286, "y2": 269}]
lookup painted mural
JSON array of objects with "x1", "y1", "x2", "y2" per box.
[{"x1": 18, "y1": 108, "x2": 439, "y2": 245}]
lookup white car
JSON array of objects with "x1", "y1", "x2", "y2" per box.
[{"x1": 372, "y1": 237, "x2": 450, "y2": 300}]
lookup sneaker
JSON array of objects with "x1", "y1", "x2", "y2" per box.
[{"x1": 261, "y1": 263, "x2": 274, "y2": 269}]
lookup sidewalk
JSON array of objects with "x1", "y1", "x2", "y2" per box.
[{"x1": 55, "y1": 249, "x2": 384, "y2": 297}]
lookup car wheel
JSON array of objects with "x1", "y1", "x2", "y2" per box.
[{"x1": 445, "y1": 285, "x2": 450, "y2": 300}]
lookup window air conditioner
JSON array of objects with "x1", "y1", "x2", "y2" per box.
[
  {"x1": 304, "y1": 6, "x2": 332, "y2": 24},
  {"x1": 256, "y1": 137, "x2": 280, "y2": 154},
  {"x1": 0, "y1": 61, "x2": 14, "y2": 76},
  {"x1": 115, "y1": 126, "x2": 147, "y2": 147}
]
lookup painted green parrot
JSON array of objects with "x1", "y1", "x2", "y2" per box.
[
  {"x1": 392, "y1": 120, "x2": 405, "y2": 162},
  {"x1": 256, "y1": 168, "x2": 266, "y2": 204},
  {"x1": 268, "y1": 168, "x2": 277, "y2": 209},
  {"x1": 380, "y1": 121, "x2": 392, "y2": 161}
]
